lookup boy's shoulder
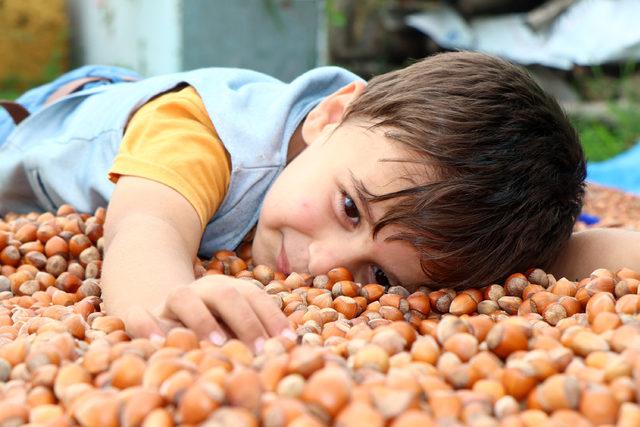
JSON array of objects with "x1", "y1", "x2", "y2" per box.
[{"x1": 174, "y1": 65, "x2": 364, "y2": 89}]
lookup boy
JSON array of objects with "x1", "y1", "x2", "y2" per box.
[{"x1": 0, "y1": 52, "x2": 638, "y2": 351}]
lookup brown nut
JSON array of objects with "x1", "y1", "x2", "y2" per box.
[
  {"x1": 529, "y1": 291, "x2": 559, "y2": 314},
  {"x1": 586, "y1": 291, "x2": 616, "y2": 324},
  {"x1": 483, "y1": 284, "x2": 506, "y2": 302},
  {"x1": 353, "y1": 344, "x2": 389, "y2": 373},
  {"x1": 406, "y1": 292, "x2": 430, "y2": 316},
  {"x1": 428, "y1": 290, "x2": 453, "y2": 314},
  {"x1": 443, "y1": 332, "x2": 478, "y2": 362},
  {"x1": 535, "y1": 374, "x2": 581, "y2": 412},
  {"x1": 497, "y1": 296, "x2": 522, "y2": 315},
  {"x1": 110, "y1": 353, "x2": 146, "y2": 389},
  {"x1": 549, "y1": 278, "x2": 577, "y2": 297},
  {"x1": 504, "y1": 273, "x2": 528, "y2": 298},
  {"x1": 301, "y1": 366, "x2": 352, "y2": 418},
  {"x1": 485, "y1": 323, "x2": 529, "y2": 359},
  {"x1": 225, "y1": 366, "x2": 263, "y2": 415},
  {"x1": 501, "y1": 366, "x2": 537, "y2": 401},
  {"x1": 333, "y1": 296, "x2": 358, "y2": 319},
  {"x1": 449, "y1": 293, "x2": 477, "y2": 316},
  {"x1": 334, "y1": 401, "x2": 385, "y2": 427}
]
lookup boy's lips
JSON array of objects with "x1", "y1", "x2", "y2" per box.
[{"x1": 277, "y1": 242, "x2": 291, "y2": 275}]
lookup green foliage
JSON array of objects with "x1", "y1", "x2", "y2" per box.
[
  {"x1": 571, "y1": 105, "x2": 640, "y2": 162},
  {"x1": 326, "y1": 0, "x2": 347, "y2": 27},
  {"x1": 0, "y1": 88, "x2": 20, "y2": 101},
  {"x1": 570, "y1": 60, "x2": 640, "y2": 162}
]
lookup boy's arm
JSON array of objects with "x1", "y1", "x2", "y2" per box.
[
  {"x1": 548, "y1": 228, "x2": 640, "y2": 281},
  {"x1": 102, "y1": 175, "x2": 203, "y2": 326},
  {"x1": 102, "y1": 175, "x2": 291, "y2": 345}
]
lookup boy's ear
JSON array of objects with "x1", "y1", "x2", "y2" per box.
[{"x1": 302, "y1": 81, "x2": 366, "y2": 144}]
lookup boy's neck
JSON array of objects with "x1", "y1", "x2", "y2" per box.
[{"x1": 286, "y1": 121, "x2": 306, "y2": 165}]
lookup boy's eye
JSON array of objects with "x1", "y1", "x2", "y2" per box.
[
  {"x1": 342, "y1": 193, "x2": 360, "y2": 222},
  {"x1": 373, "y1": 266, "x2": 391, "y2": 288}
]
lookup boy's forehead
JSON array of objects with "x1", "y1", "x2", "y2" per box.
[
  {"x1": 337, "y1": 123, "x2": 431, "y2": 188},
  {"x1": 355, "y1": 154, "x2": 428, "y2": 194}
]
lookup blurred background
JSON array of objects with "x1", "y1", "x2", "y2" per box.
[{"x1": 1, "y1": 0, "x2": 640, "y2": 200}]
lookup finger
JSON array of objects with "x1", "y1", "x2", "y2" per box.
[
  {"x1": 124, "y1": 306, "x2": 166, "y2": 340},
  {"x1": 164, "y1": 285, "x2": 228, "y2": 345},
  {"x1": 155, "y1": 316, "x2": 185, "y2": 335},
  {"x1": 196, "y1": 284, "x2": 269, "y2": 348},
  {"x1": 244, "y1": 286, "x2": 293, "y2": 337}
]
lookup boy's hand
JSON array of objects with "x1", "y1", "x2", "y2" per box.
[
  {"x1": 125, "y1": 274, "x2": 294, "y2": 351},
  {"x1": 102, "y1": 176, "x2": 294, "y2": 351}
]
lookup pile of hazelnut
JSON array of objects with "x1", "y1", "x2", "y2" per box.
[{"x1": 1, "y1": 205, "x2": 640, "y2": 427}]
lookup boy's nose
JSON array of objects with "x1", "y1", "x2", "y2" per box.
[{"x1": 307, "y1": 237, "x2": 371, "y2": 282}]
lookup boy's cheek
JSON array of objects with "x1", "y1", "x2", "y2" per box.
[
  {"x1": 263, "y1": 206, "x2": 322, "y2": 240},
  {"x1": 289, "y1": 197, "x2": 326, "y2": 230}
]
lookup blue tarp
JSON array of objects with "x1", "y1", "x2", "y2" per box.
[{"x1": 586, "y1": 141, "x2": 640, "y2": 196}]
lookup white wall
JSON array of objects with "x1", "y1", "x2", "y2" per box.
[
  {"x1": 66, "y1": 0, "x2": 326, "y2": 81},
  {"x1": 66, "y1": 0, "x2": 182, "y2": 76}
]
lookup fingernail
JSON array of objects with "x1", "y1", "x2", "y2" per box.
[
  {"x1": 150, "y1": 333, "x2": 164, "y2": 345},
  {"x1": 254, "y1": 337, "x2": 265, "y2": 354},
  {"x1": 280, "y1": 328, "x2": 297, "y2": 341},
  {"x1": 209, "y1": 332, "x2": 226, "y2": 346}
]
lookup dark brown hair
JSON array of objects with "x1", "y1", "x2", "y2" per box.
[{"x1": 341, "y1": 51, "x2": 586, "y2": 290}]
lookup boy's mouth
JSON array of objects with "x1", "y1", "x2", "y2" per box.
[{"x1": 277, "y1": 242, "x2": 291, "y2": 275}]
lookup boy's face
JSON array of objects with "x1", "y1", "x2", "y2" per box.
[{"x1": 251, "y1": 82, "x2": 428, "y2": 290}]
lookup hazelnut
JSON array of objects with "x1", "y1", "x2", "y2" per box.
[
  {"x1": 529, "y1": 291, "x2": 559, "y2": 314},
  {"x1": 443, "y1": 333, "x2": 478, "y2": 362},
  {"x1": 410, "y1": 336, "x2": 440, "y2": 365},
  {"x1": 406, "y1": 292, "x2": 430, "y2": 315},
  {"x1": 369, "y1": 385, "x2": 418, "y2": 420},
  {"x1": 177, "y1": 383, "x2": 220, "y2": 424},
  {"x1": 586, "y1": 291, "x2": 616, "y2": 324},
  {"x1": 549, "y1": 278, "x2": 577, "y2": 297},
  {"x1": 617, "y1": 403, "x2": 640, "y2": 427},
  {"x1": 427, "y1": 290, "x2": 453, "y2": 314},
  {"x1": 120, "y1": 387, "x2": 164, "y2": 427},
  {"x1": 449, "y1": 293, "x2": 477, "y2": 316},
  {"x1": 501, "y1": 366, "x2": 537, "y2": 401},
  {"x1": 485, "y1": 323, "x2": 529, "y2": 359},
  {"x1": 427, "y1": 390, "x2": 462, "y2": 420},
  {"x1": 225, "y1": 367, "x2": 263, "y2": 415},
  {"x1": 522, "y1": 283, "x2": 545, "y2": 300},
  {"x1": 541, "y1": 302, "x2": 567, "y2": 326},
  {"x1": 301, "y1": 366, "x2": 351, "y2": 418},
  {"x1": 53, "y1": 363, "x2": 91, "y2": 400},
  {"x1": 332, "y1": 280, "x2": 360, "y2": 298},
  {"x1": 333, "y1": 296, "x2": 358, "y2": 319},
  {"x1": 504, "y1": 273, "x2": 528, "y2": 298},
  {"x1": 435, "y1": 315, "x2": 469, "y2": 345},
  {"x1": 358, "y1": 283, "x2": 384, "y2": 303},
  {"x1": 334, "y1": 401, "x2": 385, "y2": 427},
  {"x1": 477, "y1": 300, "x2": 500, "y2": 315},
  {"x1": 497, "y1": 296, "x2": 522, "y2": 315},
  {"x1": 323, "y1": 267, "x2": 352, "y2": 283},
  {"x1": 615, "y1": 293, "x2": 640, "y2": 315},
  {"x1": 535, "y1": 374, "x2": 581, "y2": 412},
  {"x1": 353, "y1": 344, "x2": 389, "y2": 373},
  {"x1": 110, "y1": 353, "x2": 146, "y2": 389},
  {"x1": 483, "y1": 284, "x2": 506, "y2": 302}
]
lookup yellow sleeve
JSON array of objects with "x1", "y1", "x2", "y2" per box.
[{"x1": 108, "y1": 86, "x2": 231, "y2": 230}]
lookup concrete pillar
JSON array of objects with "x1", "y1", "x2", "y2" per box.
[{"x1": 66, "y1": 0, "x2": 327, "y2": 80}]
